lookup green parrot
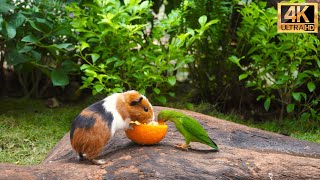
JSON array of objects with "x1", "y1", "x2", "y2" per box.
[{"x1": 158, "y1": 109, "x2": 218, "y2": 150}]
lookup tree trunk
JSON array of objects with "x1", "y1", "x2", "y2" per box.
[{"x1": 1, "y1": 106, "x2": 320, "y2": 179}]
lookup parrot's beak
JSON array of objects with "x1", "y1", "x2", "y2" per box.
[
  {"x1": 157, "y1": 114, "x2": 167, "y2": 122},
  {"x1": 158, "y1": 118, "x2": 168, "y2": 122},
  {"x1": 156, "y1": 118, "x2": 168, "y2": 125}
]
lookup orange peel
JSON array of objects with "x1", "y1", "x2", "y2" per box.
[{"x1": 125, "y1": 121, "x2": 168, "y2": 145}]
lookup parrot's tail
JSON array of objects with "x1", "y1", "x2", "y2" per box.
[{"x1": 209, "y1": 138, "x2": 218, "y2": 150}]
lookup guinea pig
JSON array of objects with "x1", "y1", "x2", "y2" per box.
[{"x1": 70, "y1": 90, "x2": 154, "y2": 165}]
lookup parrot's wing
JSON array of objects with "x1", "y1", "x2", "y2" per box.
[{"x1": 179, "y1": 116, "x2": 216, "y2": 146}]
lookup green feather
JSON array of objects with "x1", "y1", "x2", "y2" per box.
[
  {"x1": 179, "y1": 116, "x2": 218, "y2": 149},
  {"x1": 158, "y1": 110, "x2": 218, "y2": 150}
]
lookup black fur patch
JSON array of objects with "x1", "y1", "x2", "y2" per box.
[
  {"x1": 70, "y1": 114, "x2": 96, "y2": 139},
  {"x1": 130, "y1": 96, "x2": 143, "y2": 106},
  {"x1": 70, "y1": 100, "x2": 114, "y2": 140},
  {"x1": 88, "y1": 100, "x2": 114, "y2": 127}
]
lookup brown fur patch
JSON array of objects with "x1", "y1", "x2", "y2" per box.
[
  {"x1": 79, "y1": 109, "x2": 94, "y2": 117},
  {"x1": 71, "y1": 114, "x2": 111, "y2": 160},
  {"x1": 116, "y1": 96, "x2": 130, "y2": 120},
  {"x1": 121, "y1": 91, "x2": 153, "y2": 124}
]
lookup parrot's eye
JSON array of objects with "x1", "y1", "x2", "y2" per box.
[{"x1": 143, "y1": 107, "x2": 148, "y2": 112}]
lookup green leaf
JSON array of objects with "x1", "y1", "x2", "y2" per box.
[
  {"x1": 11, "y1": 12, "x2": 25, "y2": 28},
  {"x1": 0, "y1": 15, "x2": 3, "y2": 31},
  {"x1": 80, "y1": 64, "x2": 90, "y2": 70},
  {"x1": 53, "y1": 27, "x2": 73, "y2": 36},
  {"x1": 6, "y1": 49, "x2": 30, "y2": 65},
  {"x1": 187, "y1": 28, "x2": 195, "y2": 36},
  {"x1": 106, "y1": 57, "x2": 118, "y2": 65},
  {"x1": 317, "y1": 60, "x2": 320, "y2": 68},
  {"x1": 51, "y1": 69, "x2": 69, "y2": 87},
  {"x1": 62, "y1": 60, "x2": 79, "y2": 72},
  {"x1": 167, "y1": 76, "x2": 176, "y2": 86},
  {"x1": 35, "y1": 18, "x2": 52, "y2": 28},
  {"x1": 228, "y1": 55, "x2": 242, "y2": 68},
  {"x1": 204, "y1": 19, "x2": 219, "y2": 27},
  {"x1": 6, "y1": 23, "x2": 16, "y2": 39},
  {"x1": 18, "y1": 46, "x2": 33, "y2": 53},
  {"x1": 256, "y1": 95, "x2": 265, "y2": 101},
  {"x1": 258, "y1": 1, "x2": 267, "y2": 8},
  {"x1": 114, "y1": 60, "x2": 125, "y2": 68},
  {"x1": 264, "y1": 97, "x2": 271, "y2": 111},
  {"x1": 21, "y1": 35, "x2": 39, "y2": 43},
  {"x1": 300, "y1": 112, "x2": 310, "y2": 121},
  {"x1": 28, "y1": 20, "x2": 43, "y2": 32},
  {"x1": 292, "y1": 92, "x2": 301, "y2": 102},
  {"x1": 310, "y1": 108, "x2": 317, "y2": 117},
  {"x1": 138, "y1": 89, "x2": 146, "y2": 95},
  {"x1": 140, "y1": 1, "x2": 149, "y2": 9},
  {"x1": 198, "y1": 15, "x2": 207, "y2": 26},
  {"x1": 52, "y1": 43, "x2": 73, "y2": 50},
  {"x1": 3, "y1": 12, "x2": 25, "y2": 38},
  {"x1": 258, "y1": 25, "x2": 266, "y2": 32},
  {"x1": 239, "y1": 73, "x2": 248, "y2": 80},
  {"x1": 0, "y1": 1, "x2": 15, "y2": 14},
  {"x1": 80, "y1": 41, "x2": 90, "y2": 51},
  {"x1": 90, "y1": 53, "x2": 100, "y2": 64},
  {"x1": 156, "y1": 95, "x2": 167, "y2": 105},
  {"x1": 286, "y1": 103, "x2": 295, "y2": 113},
  {"x1": 301, "y1": 92, "x2": 307, "y2": 101},
  {"x1": 112, "y1": 87, "x2": 123, "y2": 93},
  {"x1": 307, "y1": 82, "x2": 316, "y2": 92},
  {"x1": 30, "y1": 50, "x2": 41, "y2": 62},
  {"x1": 94, "y1": 84, "x2": 104, "y2": 93},
  {"x1": 27, "y1": 18, "x2": 52, "y2": 33},
  {"x1": 153, "y1": 88, "x2": 160, "y2": 94},
  {"x1": 84, "y1": 69, "x2": 97, "y2": 77},
  {"x1": 81, "y1": 77, "x2": 94, "y2": 89},
  {"x1": 123, "y1": 0, "x2": 129, "y2": 5}
]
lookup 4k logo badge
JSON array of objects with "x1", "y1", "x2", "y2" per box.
[{"x1": 278, "y1": 3, "x2": 318, "y2": 33}]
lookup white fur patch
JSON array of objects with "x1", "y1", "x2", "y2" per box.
[{"x1": 102, "y1": 93, "x2": 130, "y2": 136}]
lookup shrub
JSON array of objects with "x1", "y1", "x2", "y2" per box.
[
  {"x1": 156, "y1": 0, "x2": 242, "y2": 109},
  {"x1": 0, "y1": 0, "x2": 78, "y2": 97},
  {"x1": 66, "y1": 0, "x2": 218, "y2": 104},
  {"x1": 229, "y1": 2, "x2": 320, "y2": 121}
]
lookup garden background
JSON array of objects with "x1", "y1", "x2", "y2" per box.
[{"x1": 0, "y1": 0, "x2": 319, "y2": 165}]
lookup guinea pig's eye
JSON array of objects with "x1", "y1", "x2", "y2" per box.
[{"x1": 143, "y1": 107, "x2": 148, "y2": 112}]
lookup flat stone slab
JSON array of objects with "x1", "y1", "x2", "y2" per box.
[{"x1": 1, "y1": 106, "x2": 320, "y2": 179}]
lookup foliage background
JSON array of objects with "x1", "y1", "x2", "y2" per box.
[{"x1": 0, "y1": 0, "x2": 319, "y2": 165}]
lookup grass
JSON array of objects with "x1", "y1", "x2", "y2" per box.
[
  {"x1": 0, "y1": 96, "x2": 319, "y2": 165},
  {"x1": 0, "y1": 97, "x2": 94, "y2": 165}
]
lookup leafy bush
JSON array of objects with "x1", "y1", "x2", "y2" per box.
[
  {"x1": 157, "y1": 0, "x2": 242, "y2": 109},
  {"x1": 186, "y1": 0, "x2": 241, "y2": 107},
  {"x1": 229, "y1": 2, "x2": 320, "y2": 120},
  {"x1": 66, "y1": 0, "x2": 218, "y2": 104},
  {"x1": 0, "y1": 0, "x2": 78, "y2": 97}
]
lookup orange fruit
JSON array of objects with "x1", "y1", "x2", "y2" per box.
[{"x1": 125, "y1": 121, "x2": 168, "y2": 145}]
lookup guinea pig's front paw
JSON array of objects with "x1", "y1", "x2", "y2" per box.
[{"x1": 127, "y1": 124, "x2": 134, "y2": 130}]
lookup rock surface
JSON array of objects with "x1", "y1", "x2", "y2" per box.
[{"x1": 1, "y1": 106, "x2": 320, "y2": 179}]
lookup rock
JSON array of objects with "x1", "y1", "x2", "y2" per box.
[{"x1": 1, "y1": 106, "x2": 320, "y2": 179}]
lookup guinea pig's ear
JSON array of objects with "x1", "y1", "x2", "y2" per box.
[{"x1": 130, "y1": 97, "x2": 143, "y2": 106}]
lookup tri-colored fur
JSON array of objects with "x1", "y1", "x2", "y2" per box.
[{"x1": 70, "y1": 90, "x2": 154, "y2": 164}]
